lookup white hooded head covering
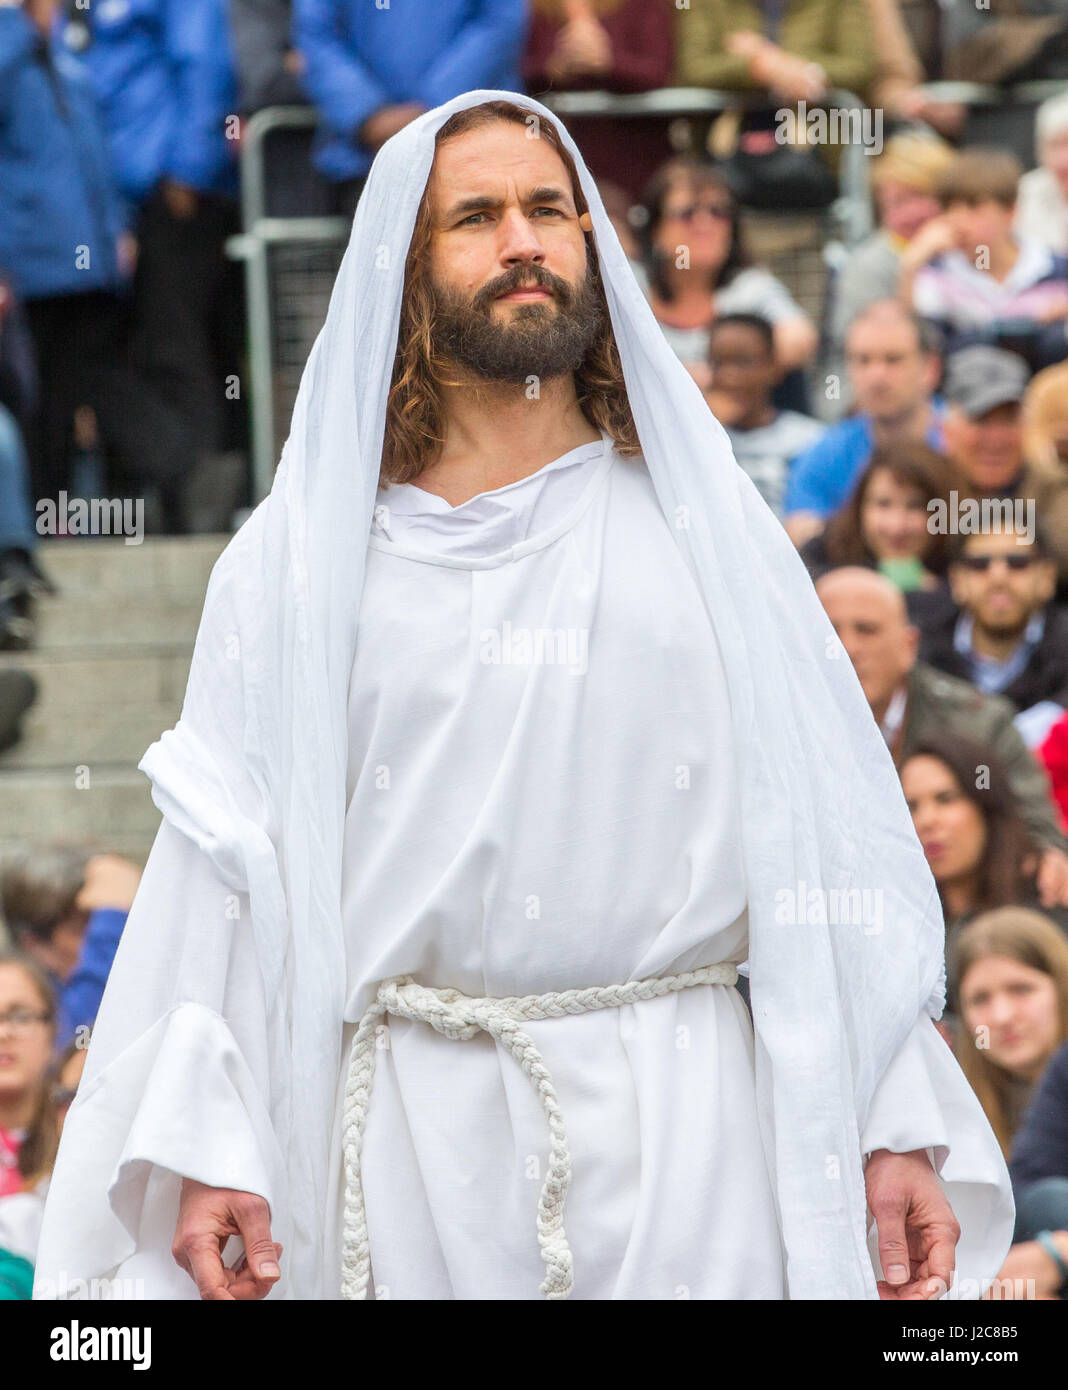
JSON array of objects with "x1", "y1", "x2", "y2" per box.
[{"x1": 137, "y1": 90, "x2": 945, "y2": 1299}]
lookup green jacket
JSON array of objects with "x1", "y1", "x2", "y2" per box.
[
  {"x1": 900, "y1": 662, "x2": 1067, "y2": 854},
  {"x1": 675, "y1": 0, "x2": 877, "y2": 98}
]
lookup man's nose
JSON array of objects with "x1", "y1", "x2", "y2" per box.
[{"x1": 498, "y1": 207, "x2": 546, "y2": 262}]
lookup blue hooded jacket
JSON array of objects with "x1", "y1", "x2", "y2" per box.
[
  {"x1": 78, "y1": 0, "x2": 239, "y2": 205},
  {"x1": 0, "y1": 8, "x2": 126, "y2": 301},
  {"x1": 294, "y1": 0, "x2": 529, "y2": 182}
]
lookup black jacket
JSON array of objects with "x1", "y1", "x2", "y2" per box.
[
  {"x1": 1010, "y1": 1042, "x2": 1068, "y2": 1193},
  {"x1": 919, "y1": 603, "x2": 1068, "y2": 715}
]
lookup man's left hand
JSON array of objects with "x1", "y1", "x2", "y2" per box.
[{"x1": 865, "y1": 1148, "x2": 960, "y2": 1300}]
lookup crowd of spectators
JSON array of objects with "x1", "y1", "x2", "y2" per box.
[{"x1": 1, "y1": 0, "x2": 1068, "y2": 1299}]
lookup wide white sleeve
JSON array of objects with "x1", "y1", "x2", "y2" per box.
[
  {"x1": 33, "y1": 817, "x2": 287, "y2": 1300},
  {"x1": 860, "y1": 1015, "x2": 1016, "y2": 1296}
]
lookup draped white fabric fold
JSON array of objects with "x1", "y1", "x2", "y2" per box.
[{"x1": 36, "y1": 89, "x2": 990, "y2": 1299}]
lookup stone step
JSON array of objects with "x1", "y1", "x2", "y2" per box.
[
  {"x1": 33, "y1": 533, "x2": 229, "y2": 597},
  {"x1": 0, "y1": 766, "x2": 159, "y2": 841},
  {"x1": 0, "y1": 829, "x2": 157, "y2": 873},
  {"x1": 32, "y1": 593, "x2": 204, "y2": 650},
  {"x1": 0, "y1": 645, "x2": 192, "y2": 711},
  {"x1": 0, "y1": 701, "x2": 177, "y2": 769},
  {"x1": 0, "y1": 536, "x2": 223, "y2": 860}
]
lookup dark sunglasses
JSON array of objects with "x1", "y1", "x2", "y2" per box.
[
  {"x1": 958, "y1": 554, "x2": 1037, "y2": 572},
  {"x1": 664, "y1": 201, "x2": 733, "y2": 223}
]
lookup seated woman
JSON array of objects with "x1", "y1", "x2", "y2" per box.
[
  {"x1": 629, "y1": 157, "x2": 818, "y2": 396},
  {"x1": 950, "y1": 908, "x2": 1068, "y2": 1299},
  {"x1": 798, "y1": 441, "x2": 955, "y2": 629},
  {"x1": 900, "y1": 735, "x2": 1068, "y2": 979}
]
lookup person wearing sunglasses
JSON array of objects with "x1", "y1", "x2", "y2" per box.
[
  {"x1": 631, "y1": 156, "x2": 817, "y2": 395},
  {"x1": 919, "y1": 524, "x2": 1068, "y2": 751}
]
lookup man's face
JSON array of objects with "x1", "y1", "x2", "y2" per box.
[
  {"x1": 943, "y1": 402, "x2": 1023, "y2": 492},
  {"x1": 424, "y1": 121, "x2": 603, "y2": 384},
  {"x1": 949, "y1": 532, "x2": 1055, "y2": 637},
  {"x1": 846, "y1": 316, "x2": 934, "y2": 423},
  {"x1": 819, "y1": 582, "x2": 918, "y2": 713}
]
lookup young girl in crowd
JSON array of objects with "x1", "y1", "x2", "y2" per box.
[
  {"x1": 0, "y1": 951, "x2": 57, "y2": 1200},
  {"x1": 952, "y1": 909, "x2": 1068, "y2": 1299},
  {"x1": 0, "y1": 951, "x2": 83, "y2": 1299},
  {"x1": 952, "y1": 907, "x2": 1068, "y2": 1159}
]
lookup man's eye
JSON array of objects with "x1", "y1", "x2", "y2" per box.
[
  {"x1": 459, "y1": 213, "x2": 487, "y2": 226},
  {"x1": 533, "y1": 206, "x2": 562, "y2": 216}
]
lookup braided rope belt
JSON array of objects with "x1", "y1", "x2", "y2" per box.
[{"x1": 340, "y1": 961, "x2": 739, "y2": 1300}]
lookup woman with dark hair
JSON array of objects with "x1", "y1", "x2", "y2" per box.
[
  {"x1": 629, "y1": 156, "x2": 817, "y2": 393},
  {"x1": 900, "y1": 735, "x2": 1068, "y2": 965},
  {"x1": 800, "y1": 441, "x2": 956, "y2": 629}
]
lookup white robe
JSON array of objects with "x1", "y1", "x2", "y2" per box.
[{"x1": 33, "y1": 431, "x2": 1014, "y2": 1299}]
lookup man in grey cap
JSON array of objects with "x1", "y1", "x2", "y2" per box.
[
  {"x1": 942, "y1": 345, "x2": 1032, "y2": 496},
  {"x1": 942, "y1": 345, "x2": 1068, "y2": 588}
]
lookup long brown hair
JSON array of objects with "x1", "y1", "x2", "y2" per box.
[
  {"x1": 950, "y1": 907, "x2": 1068, "y2": 1158},
  {"x1": 903, "y1": 734, "x2": 1038, "y2": 920},
  {"x1": 821, "y1": 442, "x2": 952, "y2": 574},
  {"x1": 380, "y1": 99, "x2": 641, "y2": 486},
  {"x1": 0, "y1": 949, "x2": 60, "y2": 1186}
]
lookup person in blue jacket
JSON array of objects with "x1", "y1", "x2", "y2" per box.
[
  {"x1": 293, "y1": 0, "x2": 529, "y2": 215},
  {"x1": 0, "y1": 0, "x2": 133, "y2": 507},
  {"x1": 72, "y1": 0, "x2": 249, "y2": 533}
]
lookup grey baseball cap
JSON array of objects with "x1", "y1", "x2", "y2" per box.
[{"x1": 943, "y1": 347, "x2": 1030, "y2": 419}]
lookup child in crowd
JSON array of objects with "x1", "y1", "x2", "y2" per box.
[
  {"x1": 902, "y1": 149, "x2": 1068, "y2": 372},
  {"x1": 703, "y1": 313, "x2": 824, "y2": 518}
]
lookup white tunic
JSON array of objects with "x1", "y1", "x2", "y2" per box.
[
  {"x1": 33, "y1": 431, "x2": 1014, "y2": 1300},
  {"x1": 320, "y1": 429, "x2": 1010, "y2": 1299}
]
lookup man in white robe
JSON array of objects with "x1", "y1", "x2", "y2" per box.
[{"x1": 33, "y1": 92, "x2": 1014, "y2": 1301}]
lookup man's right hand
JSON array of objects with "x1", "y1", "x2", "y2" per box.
[{"x1": 172, "y1": 1178, "x2": 282, "y2": 1300}]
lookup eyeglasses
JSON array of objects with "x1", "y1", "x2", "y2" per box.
[
  {"x1": 0, "y1": 1007, "x2": 52, "y2": 1033},
  {"x1": 663, "y1": 201, "x2": 733, "y2": 223},
  {"x1": 957, "y1": 554, "x2": 1037, "y2": 572}
]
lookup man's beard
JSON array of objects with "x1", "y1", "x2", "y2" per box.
[{"x1": 428, "y1": 261, "x2": 606, "y2": 385}]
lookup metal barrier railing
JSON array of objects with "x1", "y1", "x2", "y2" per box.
[
  {"x1": 227, "y1": 106, "x2": 348, "y2": 502},
  {"x1": 541, "y1": 86, "x2": 876, "y2": 247}
]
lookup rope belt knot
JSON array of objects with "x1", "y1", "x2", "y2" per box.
[{"x1": 340, "y1": 961, "x2": 739, "y2": 1301}]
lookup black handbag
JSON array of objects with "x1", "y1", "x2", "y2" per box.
[{"x1": 708, "y1": 107, "x2": 838, "y2": 211}]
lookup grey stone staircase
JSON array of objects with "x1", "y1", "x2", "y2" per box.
[{"x1": 0, "y1": 535, "x2": 229, "y2": 867}]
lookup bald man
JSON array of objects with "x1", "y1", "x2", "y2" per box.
[{"x1": 817, "y1": 567, "x2": 1068, "y2": 907}]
